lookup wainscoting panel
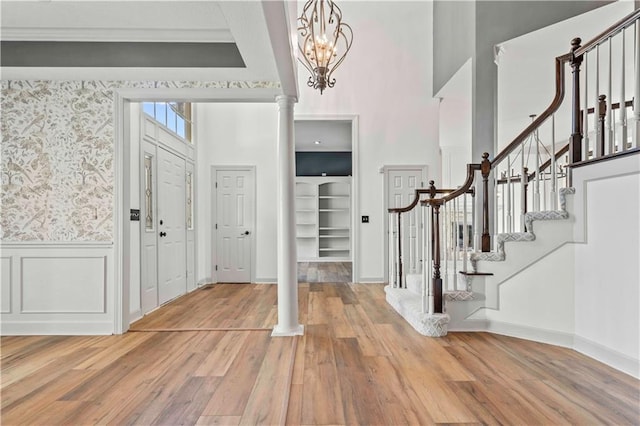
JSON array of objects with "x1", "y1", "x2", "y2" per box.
[
  {"x1": 0, "y1": 243, "x2": 114, "y2": 335},
  {"x1": 21, "y1": 256, "x2": 106, "y2": 313},
  {"x1": 1, "y1": 256, "x2": 11, "y2": 313}
]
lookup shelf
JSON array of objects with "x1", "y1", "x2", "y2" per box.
[
  {"x1": 319, "y1": 208, "x2": 349, "y2": 212},
  {"x1": 295, "y1": 177, "x2": 351, "y2": 261}
]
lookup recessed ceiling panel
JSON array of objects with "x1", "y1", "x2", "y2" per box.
[{"x1": 1, "y1": 41, "x2": 245, "y2": 68}]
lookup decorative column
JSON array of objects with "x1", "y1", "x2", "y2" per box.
[{"x1": 272, "y1": 95, "x2": 304, "y2": 337}]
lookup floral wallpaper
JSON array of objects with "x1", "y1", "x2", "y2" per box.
[{"x1": 1, "y1": 79, "x2": 280, "y2": 242}]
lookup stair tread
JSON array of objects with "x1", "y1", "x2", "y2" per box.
[{"x1": 459, "y1": 271, "x2": 493, "y2": 276}]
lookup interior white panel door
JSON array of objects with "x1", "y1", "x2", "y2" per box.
[
  {"x1": 387, "y1": 167, "x2": 425, "y2": 275},
  {"x1": 216, "y1": 169, "x2": 253, "y2": 283},
  {"x1": 158, "y1": 147, "x2": 187, "y2": 304}
]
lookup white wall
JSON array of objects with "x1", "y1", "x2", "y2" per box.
[
  {"x1": 295, "y1": 1, "x2": 439, "y2": 282},
  {"x1": 195, "y1": 103, "x2": 279, "y2": 283},
  {"x1": 572, "y1": 153, "x2": 640, "y2": 378},
  {"x1": 497, "y1": 2, "x2": 634, "y2": 149},
  {"x1": 437, "y1": 59, "x2": 473, "y2": 188}
]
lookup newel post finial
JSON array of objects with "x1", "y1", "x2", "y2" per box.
[
  {"x1": 571, "y1": 37, "x2": 582, "y2": 52},
  {"x1": 428, "y1": 180, "x2": 436, "y2": 199}
]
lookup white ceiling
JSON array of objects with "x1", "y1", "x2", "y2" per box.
[{"x1": 0, "y1": 0, "x2": 283, "y2": 82}]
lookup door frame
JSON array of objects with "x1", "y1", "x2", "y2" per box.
[
  {"x1": 294, "y1": 114, "x2": 360, "y2": 281},
  {"x1": 211, "y1": 165, "x2": 257, "y2": 284},
  {"x1": 382, "y1": 165, "x2": 428, "y2": 283},
  {"x1": 113, "y1": 87, "x2": 282, "y2": 333}
]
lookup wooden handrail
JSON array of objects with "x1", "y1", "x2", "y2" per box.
[
  {"x1": 388, "y1": 184, "x2": 474, "y2": 213},
  {"x1": 574, "y1": 8, "x2": 640, "y2": 57},
  {"x1": 496, "y1": 141, "x2": 570, "y2": 184},
  {"x1": 492, "y1": 53, "x2": 571, "y2": 167}
]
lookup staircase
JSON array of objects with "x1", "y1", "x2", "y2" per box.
[{"x1": 385, "y1": 9, "x2": 640, "y2": 342}]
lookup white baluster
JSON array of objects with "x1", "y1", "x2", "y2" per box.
[
  {"x1": 634, "y1": 21, "x2": 640, "y2": 148},
  {"x1": 607, "y1": 37, "x2": 614, "y2": 155},
  {"x1": 500, "y1": 173, "x2": 505, "y2": 234},
  {"x1": 421, "y1": 204, "x2": 427, "y2": 313},
  {"x1": 390, "y1": 213, "x2": 396, "y2": 287},
  {"x1": 453, "y1": 196, "x2": 458, "y2": 291},
  {"x1": 506, "y1": 156, "x2": 512, "y2": 232},
  {"x1": 443, "y1": 202, "x2": 449, "y2": 292},
  {"x1": 596, "y1": 44, "x2": 603, "y2": 157},
  {"x1": 428, "y1": 206, "x2": 434, "y2": 314},
  {"x1": 584, "y1": 51, "x2": 590, "y2": 160},
  {"x1": 620, "y1": 28, "x2": 627, "y2": 152},
  {"x1": 534, "y1": 126, "x2": 541, "y2": 212},
  {"x1": 551, "y1": 114, "x2": 558, "y2": 210},
  {"x1": 520, "y1": 142, "x2": 526, "y2": 232},
  {"x1": 462, "y1": 193, "x2": 469, "y2": 276}
]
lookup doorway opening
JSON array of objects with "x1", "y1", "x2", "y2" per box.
[{"x1": 294, "y1": 117, "x2": 358, "y2": 283}]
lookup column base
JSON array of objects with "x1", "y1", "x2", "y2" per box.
[{"x1": 271, "y1": 324, "x2": 304, "y2": 337}]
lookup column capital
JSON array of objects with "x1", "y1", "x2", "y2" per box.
[{"x1": 275, "y1": 94, "x2": 297, "y2": 108}]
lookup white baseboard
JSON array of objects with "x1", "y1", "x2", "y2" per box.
[
  {"x1": 197, "y1": 278, "x2": 213, "y2": 286},
  {"x1": 448, "y1": 318, "x2": 489, "y2": 332},
  {"x1": 357, "y1": 277, "x2": 385, "y2": 283},
  {"x1": 574, "y1": 334, "x2": 640, "y2": 379},
  {"x1": 255, "y1": 278, "x2": 277, "y2": 284},
  {"x1": 1, "y1": 321, "x2": 114, "y2": 335},
  {"x1": 448, "y1": 319, "x2": 574, "y2": 349},
  {"x1": 129, "y1": 309, "x2": 142, "y2": 323},
  {"x1": 486, "y1": 320, "x2": 574, "y2": 348}
]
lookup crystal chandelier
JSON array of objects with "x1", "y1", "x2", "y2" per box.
[{"x1": 297, "y1": 0, "x2": 353, "y2": 94}]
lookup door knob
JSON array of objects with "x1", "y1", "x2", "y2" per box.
[
  {"x1": 159, "y1": 231, "x2": 167, "y2": 237},
  {"x1": 241, "y1": 231, "x2": 250, "y2": 236}
]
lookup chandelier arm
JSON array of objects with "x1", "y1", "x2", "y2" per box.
[{"x1": 325, "y1": 24, "x2": 353, "y2": 82}]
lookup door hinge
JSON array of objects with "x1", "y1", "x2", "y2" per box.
[
  {"x1": 215, "y1": 265, "x2": 218, "y2": 271},
  {"x1": 215, "y1": 223, "x2": 218, "y2": 230},
  {"x1": 215, "y1": 182, "x2": 218, "y2": 188}
]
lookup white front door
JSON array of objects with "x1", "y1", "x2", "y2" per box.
[
  {"x1": 385, "y1": 166, "x2": 427, "y2": 279},
  {"x1": 158, "y1": 146, "x2": 187, "y2": 304},
  {"x1": 215, "y1": 168, "x2": 254, "y2": 283}
]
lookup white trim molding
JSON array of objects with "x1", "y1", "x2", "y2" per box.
[{"x1": 0, "y1": 243, "x2": 115, "y2": 335}]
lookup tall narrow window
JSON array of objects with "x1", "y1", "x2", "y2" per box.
[
  {"x1": 144, "y1": 154, "x2": 154, "y2": 230},
  {"x1": 186, "y1": 171, "x2": 193, "y2": 230}
]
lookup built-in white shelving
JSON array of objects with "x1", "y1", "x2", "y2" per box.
[{"x1": 295, "y1": 177, "x2": 351, "y2": 261}]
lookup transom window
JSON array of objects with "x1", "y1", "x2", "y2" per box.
[{"x1": 143, "y1": 102, "x2": 192, "y2": 142}]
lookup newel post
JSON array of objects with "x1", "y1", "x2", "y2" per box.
[
  {"x1": 432, "y1": 201, "x2": 443, "y2": 314},
  {"x1": 598, "y1": 94, "x2": 607, "y2": 156},
  {"x1": 570, "y1": 37, "x2": 584, "y2": 165},
  {"x1": 480, "y1": 153, "x2": 491, "y2": 252},
  {"x1": 397, "y1": 212, "x2": 403, "y2": 288}
]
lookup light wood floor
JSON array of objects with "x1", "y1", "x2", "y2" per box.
[
  {"x1": 298, "y1": 262, "x2": 352, "y2": 283},
  {"x1": 2, "y1": 283, "x2": 639, "y2": 425}
]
